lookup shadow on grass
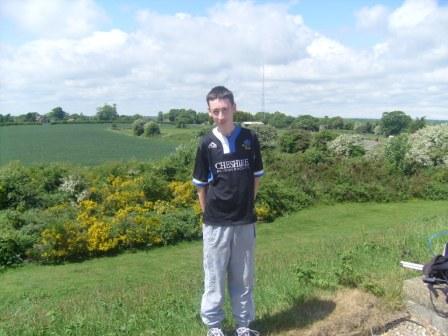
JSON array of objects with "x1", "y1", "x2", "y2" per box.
[{"x1": 252, "y1": 296, "x2": 336, "y2": 334}]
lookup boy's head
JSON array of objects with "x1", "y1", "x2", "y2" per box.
[
  {"x1": 206, "y1": 86, "x2": 235, "y2": 106},
  {"x1": 206, "y1": 86, "x2": 236, "y2": 129}
]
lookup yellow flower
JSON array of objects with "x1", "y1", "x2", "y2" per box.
[{"x1": 169, "y1": 181, "x2": 195, "y2": 206}]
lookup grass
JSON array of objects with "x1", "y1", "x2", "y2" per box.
[
  {"x1": 1, "y1": 200, "x2": 448, "y2": 335},
  {"x1": 115, "y1": 123, "x2": 203, "y2": 144},
  {"x1": 0, "y1": 124, "x2": 179, "y2": 166}
]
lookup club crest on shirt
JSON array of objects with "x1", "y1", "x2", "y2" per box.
[
  {"x1": 242, "y1": 139, "x2": 251, "y2": 150},
  {"x1": 208, "y1": 141, "x2": 218, "y2": 149}
]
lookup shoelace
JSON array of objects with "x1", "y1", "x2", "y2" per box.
[
  {"x1": 207, "y1": 328, "x2": 224, "y2": 336},
  {"x1": 236, "y1": 327, "x2": 260, "y2": 336}
]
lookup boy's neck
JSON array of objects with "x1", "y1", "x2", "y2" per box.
[{"x1": 217, "y1": 123, "x2": 235, "y2": 137}]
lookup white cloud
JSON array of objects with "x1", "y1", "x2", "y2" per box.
[
  {"x1": 0, "y1": 0, "x2": 447, "y2": 119},
  {"x1": 0, "y1": 0, "x2": 106, "y2": 38},
  {"x1": 356, "y1": 5, "x2": 389, "y2": 30},
  {"x1": 388, "y1": 0, "x2": 437, "y2": 31}
]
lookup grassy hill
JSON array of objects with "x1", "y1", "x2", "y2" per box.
[
  {"x1": 1, "y1": 200, "x2": 447, "y2": 335},
  {"x1": 0, "y1": 123, "x2": 181, "y2": 166}
]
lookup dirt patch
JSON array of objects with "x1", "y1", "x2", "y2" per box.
[{"x1": 285, "y1": 289, "x2": 399, "y2": 336}]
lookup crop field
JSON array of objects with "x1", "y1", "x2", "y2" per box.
[
  {"x1": 0, "y1": 123, "x2": 184, "y2": 166},
  {"x1": 1, "y1": 200, "x2": 448, "y2": 335}
]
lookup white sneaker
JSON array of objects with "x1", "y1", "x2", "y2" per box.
[
  {"x1": 207, "y1": 327, "x2": 225, "y2": 336},
  {"x1": 235, "y1": 327, "x2": 260, "y2": 336}
]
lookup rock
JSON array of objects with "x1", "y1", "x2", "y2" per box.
[{"x1": 403, "y1": 277, "x2": 448, "y2": 335}]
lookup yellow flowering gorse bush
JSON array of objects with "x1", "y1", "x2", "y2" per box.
[{"x1": 36, "y1": 175, "x2": 201, "y2": 262}]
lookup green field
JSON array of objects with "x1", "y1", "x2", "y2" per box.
[
  {"x1": 0, "y1": 124, "x2": 187, "y2": 166},
  {"x1": 1, "y1": 200, "x2": 447, "y2": 335}
]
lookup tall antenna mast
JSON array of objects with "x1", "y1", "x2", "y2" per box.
[{"x1": 261, "y1": 63, "x2": 265, "y2": 114}]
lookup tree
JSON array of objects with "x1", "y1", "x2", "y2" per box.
[
  {"x1": 268, "y1": 111, "x2": 294, "y2": 128},
  {"x1": 254, "y1": 112, "x2": 270, "y2": 123},
  {"x1": 167, "y1": 109, "x2": 177, "y2": 122},
  {"x1": 175, "y1": 111, "x2": 193, "y2": 128},
  {"x1": 96, "y1": 104, "x2": 118, "y2": 121},
  {"x1": 144, "y1": 121, "x2": 161, "y2": 136},
  {"x1": 24, "y1": 112, "x2": 39, "y2": 122},
  {"x1": 327, "y1": 116, "x2": 344, "y2": 129},
  {"x1": 167, "y1": 108, "x2": 197, "y2": 124},
  {"x1": 354, "y1": 121, "x2": 374, "y2": 134},
  {"x1": 196, "y1": 112, "x2": 210, "y2": 124},
  {"x1": 380, "y1": 111, "x2": 412, "y2": 136},
  {"x1": 157, "y1": 111, "x2": 164, "y2": 123},
  {"x1": 0, "y1": 114, "x2": 14, "y2": 123},
  {"x1": 234, "y1": 111, "x2": 254, "y2": 122},
  {"x1": 292, "y1": 115, "x2": 320, "y2": 131},
  {"x1": 409, "y1": 117, "x2": 426, "y2": 133},
  {"x1": 47, "y1": 107, "x2": 68, "y2": 121}
]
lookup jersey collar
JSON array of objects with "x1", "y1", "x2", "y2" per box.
[{"x1": 212, "y1": 125, "x2": 241, "y2": 154}]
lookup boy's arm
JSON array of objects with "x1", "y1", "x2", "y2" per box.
[
  {"x1": 197, "y1": 186, "x2": 208, "y2": 213},
  {"x1": 254, "y1": 177, "x2": 260, "y2": 200}
]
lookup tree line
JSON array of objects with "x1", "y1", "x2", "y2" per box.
[
  {"x1": 0, "y1": 104, "x2": 429, "y2": 137},
  {"x1": 0, "y1": 104, "x2": 124, "y2": 124}
]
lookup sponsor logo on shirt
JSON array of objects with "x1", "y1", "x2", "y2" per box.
[
  {"x1": 214, "y1": 159, "x2": 250, "y2": 173},
  {"x1": 242, "y1": 139, "x2": 251, "y2": 150},
  {"x1": 208, "y1": 142, "x2": 217, "y2": 149}
]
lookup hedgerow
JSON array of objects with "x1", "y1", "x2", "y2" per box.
[{"x1": 1, "y1": 126, "x2": 448, "y2": 267}]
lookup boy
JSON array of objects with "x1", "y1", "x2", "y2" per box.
[{"x1": 192, "y1": 86, "x2": 264, "y2": 336}]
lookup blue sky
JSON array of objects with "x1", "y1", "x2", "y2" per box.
[{"x1": 1, "y1": 0, "x2": 447, "y2": 119}]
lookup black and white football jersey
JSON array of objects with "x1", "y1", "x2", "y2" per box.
[{"x1": 192, "y1": 126, "x2": 264, "y2": 226}]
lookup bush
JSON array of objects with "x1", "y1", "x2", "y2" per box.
[
  {"x1": 302, "y1": 147, "x2": 331, "y2": 165},
  {"x1": 406, "y1": 124, "x2": 448, "y2": 167},
  {"x1": 328, "y1": 182, "x2": 392, "y2": 203},
  {"x1": 0, "y1": 234, "x2": 24, "y2": 268},
  {"x1": 141, "y1": 172, "x2": 171, "y2": 201},
  {"x1": 113, "y1": 208, "x2": 162, "y2": 249},
  {"x1": 196, "y1": 125, "x2": 213, "y2": 138},
  {"x1": 157, "y1": 141, "x2": 197, "y2": 181},
  {"x1": 0, "y1": 162, "x2": 40, "y2": 210},
  {"x1": 422, "y1": 182, "x2": 448, "y2": 200},
  {"x1": 58, "y1": 174, "x2": 88, "y2": 203},
  {"x1": 33, "y1": 164, "x2": 68, "y2": 193},
  {"x1": 132, "y1": 119, "x2": 145, "y2": 136},
  {"x1": 144, "y1": 121, "x2": 161, "y2": 137},
  {"x1": 35, "y1": 220, "x2": 88, "y2": 263},
  {"x1": 310, "y1": 130, "x2": 338, "y2": 151},
  {"x1": 328, "y1": 134, "x2": 365, "y2": 157},
  {"x1": 0, "y1": 213, "x2": 36, "y2": 267},
  {"x1": 245, "y1": 124, "x2": 278, "y2": 149},
  {"x1": 384, "y1": 134, "x2": 410, "y2": 173},
  {"x1": 159, "y1": 208, "x2": 201, "y2": 244},
  {"x1": 279, "y1": 130, "x2": 311, "y2": 153},
  {"x1": 257, "y1": 177, "x2": 312, "y2": 221}
]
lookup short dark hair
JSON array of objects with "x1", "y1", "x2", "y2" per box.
[{"x1": 206, "y1": 86, "x2": 234, "y2": 106}]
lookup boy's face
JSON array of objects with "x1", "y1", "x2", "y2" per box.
[{"x1": 208, "y1": 98, "x2": 236, "y2": 128}]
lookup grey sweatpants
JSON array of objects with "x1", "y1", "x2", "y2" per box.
[{"x1": 200, "y1": 223, "x2": 256, "y2": 329}]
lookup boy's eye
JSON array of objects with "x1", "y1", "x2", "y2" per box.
[{"x1": 212, "y1": 108, "x2": 227, "y2": 115}]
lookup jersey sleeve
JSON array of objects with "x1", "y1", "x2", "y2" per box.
[
  {"x1": 192, "y1": 141, "x2": 211, "y2": 187},
  {"x1": 252, "y1": 132, "x2": 264, "y2": 177}
]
